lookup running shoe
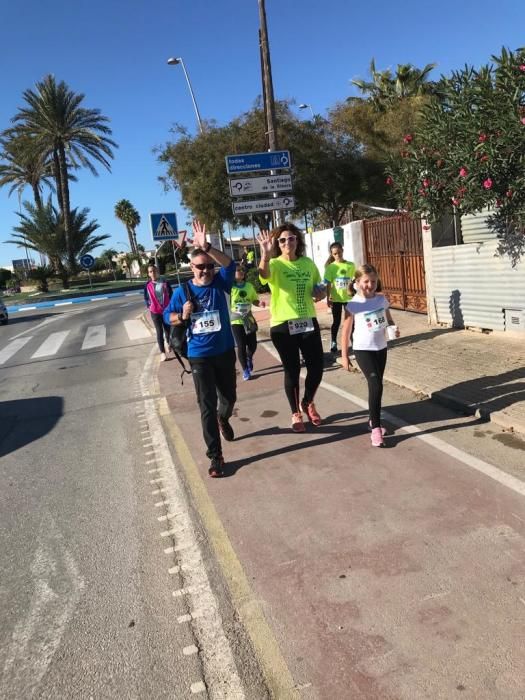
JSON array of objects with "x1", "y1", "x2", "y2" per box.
[
  {"x1": 368, "y1": 420, "x2": 387, "y2": 436},
  {"x1": 330, "y1": 341, "x2": 338, "y2": 353},
  {"x1": 301, "y1": 399, "x2": 322, "y2": 427},
  {"x1": 242, "y1": 368, "x2": 251, "y2": 381},
  {"x1": 370, "y1": 427, "x2": 385, "y2": 447},
  {"x1": 246, "y1": 356, "x2": 253, "y2": 372},
  {"x1": 160, "y1": 352, "x2": 167, "y2": 362},
  {"x1": 218, "y1": 416, "x2": 234, "y2": 441},
  {"x1": 291, "y1": 412, "x2": 306, "y2": 433},
  {"x1": 208, "y1": 455, "x2": 225, "y2": 478}
]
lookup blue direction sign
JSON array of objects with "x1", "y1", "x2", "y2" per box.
[
  {"x1": 80, "y1": 254, "x2": 95, "y2": 270},
  {"x1": 225, "y1": 150, "x2": 291, "y2": 174},
  {"x1": 150, "y1": 212, "x2": 178, "y2": 241}
]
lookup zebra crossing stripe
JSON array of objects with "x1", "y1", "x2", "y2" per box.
[
  {"x1": 0, "y1": 337, "x2": 33, "y2": 365},
  {"x1": 81, "y1": 325, "x2": 106, "y2": 350},
  {"x1": 123, "y1": 319, "x2": 152, "y2": 340},
  {"x1": 31, "y1": 331, "x2": 71, "y2": 358}
]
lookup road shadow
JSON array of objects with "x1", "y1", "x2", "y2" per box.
[
  {"x1": 0, "y1": 396, "x2": 63, "y2": 458},
  {"x1": 2, "y1": 312, "x2": 56, "y2": 325}
]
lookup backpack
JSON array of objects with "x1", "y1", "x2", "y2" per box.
[{"x1": 168, "y1": 282, "x2": 194, "y2": 381}]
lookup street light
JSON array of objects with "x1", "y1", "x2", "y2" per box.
[
  {"x1": 167, "y1": 57, "x2": 204, "y2": 134},
  {"x1": 299, "y1": 103, "x2": 314, "y2": 118}
]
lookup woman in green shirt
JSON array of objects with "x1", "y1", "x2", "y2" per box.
[
  {"x1": 230, "y1": 264, "x2": 263, "y2": 381},
  {"x1": 324, "y1": 242, "x2": 355, "y2": 353},
  {"x1": 258, "y1": 223, "x2": 326, "y2": 433}
]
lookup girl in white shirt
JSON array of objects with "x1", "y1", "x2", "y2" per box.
[{"x1": 341, "y1": 264, "x2": 400, "y2": 447}]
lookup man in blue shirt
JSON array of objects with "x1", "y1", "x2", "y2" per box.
[{"x1": 164, "y1": 221, "x2": 236, "y2": 478}]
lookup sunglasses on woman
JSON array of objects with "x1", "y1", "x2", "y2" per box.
[
  {"x1": 192, "y1": 263, "x2": 214, "y2": 271},
  {"x1": 278, "y1": 235, "x2": 296, "y2": 244}
]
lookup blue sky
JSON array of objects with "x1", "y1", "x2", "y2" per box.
[{"x1": 1, "y1": 0, "x2": 523, "y2": 269}]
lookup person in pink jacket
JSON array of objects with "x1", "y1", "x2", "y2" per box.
[{"x1": 144, "y1": 264, "x2": 173, "y2": 361}]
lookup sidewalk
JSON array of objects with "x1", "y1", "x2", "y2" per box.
[{"x1": 252, "y1": 297, "x2": 525, "y2": 437}]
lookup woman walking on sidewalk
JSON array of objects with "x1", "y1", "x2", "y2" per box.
[
  {"x1": 341, "y1": 264, "x2": 400, "y2": 447},
  {"x1": 230, "y1": 264, "x2": 264, "y2": 381},
  {"x1": 144, "y1": 264, "x2": 172, "y2": 361},
  {"x1": 258, "y1": 223, "x2": 326, "y2": 433},
  {"x1": 324, "y1": 242, "x2": 355, "y2": 353}
]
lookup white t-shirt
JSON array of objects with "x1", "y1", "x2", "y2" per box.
[{"x1": 346, "y1": 294, "x2": 389, "y2": 351}]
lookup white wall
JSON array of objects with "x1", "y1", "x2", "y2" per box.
[{"x1": 304, "y1": 221, "x2": 365, "y2": 279}]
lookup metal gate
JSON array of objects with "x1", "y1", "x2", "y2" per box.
[{"x1": 363, "y1": 216, "x2": 427, "y2": 313}]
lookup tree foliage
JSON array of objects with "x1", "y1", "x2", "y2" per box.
[
  {"x1": 387, "y1": 47, "x2": 525, "y2": 265},
  {"x1": 0, "y1": 132, "x2": 54, "y2": 209},
  {"x1": 156, "y1": 101, "x2": 387, "y2": 230}
]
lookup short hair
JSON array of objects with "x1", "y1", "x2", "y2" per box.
[
  {"x1": 268, "y1": 222, "x2": 305, "y2": 258},
  {"x1": 190, "y1": 247, "x2": 211, "y2": 260}
]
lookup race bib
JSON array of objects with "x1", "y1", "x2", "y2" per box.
[
  {"x1": 288, "y1": 317, "x2": 314, "y2": 335},
  {"x1": 364, "y1": 307, "x2": 387, "y2": 333},
  {"x1": 235, "y1": 302, "x2": 252, "y2": 315},
  {"x1": 334, "y1": 277, "x2": 350, "y2": 290},
  {"x1": 191, "y1": 310, "x2": 221, "y2": 335}
]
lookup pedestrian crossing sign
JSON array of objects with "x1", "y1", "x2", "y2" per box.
[{"x1": 150, "y1": 212, "x2": 178, "y2": 241}]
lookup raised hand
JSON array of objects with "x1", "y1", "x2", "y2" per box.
[
  {"x1": 192, "y1": 219, "x2": 207, "y2": 249},
  {"x1": 257, "y1": 229, "x2": 273, "y2": 257}
]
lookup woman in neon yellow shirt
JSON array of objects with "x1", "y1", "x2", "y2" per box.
[
  {"x1": 258, "y1": 223, "x2": 326, "y2": 433},
  {"x1": 230, "y1": 264, "x2": 263, "y2": 381}
]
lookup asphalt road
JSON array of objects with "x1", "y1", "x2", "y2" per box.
[{"x1": 0, "y1": 299, "x2": 264, "y2": 699}]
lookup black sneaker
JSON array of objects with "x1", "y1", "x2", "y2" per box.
[
  {"x1": 208, "y1": 456, "x2": 225, "y2": 478},
  {"x1": 218, "y1": 417, "x2": 234, "y2": 441},
  {"x1": 330, "y1": 341, "x2": 337, "y2": 353}
]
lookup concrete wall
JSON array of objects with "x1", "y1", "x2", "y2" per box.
[{"x1": 304, "y1": 221, "x2": 365, "y2": 279}]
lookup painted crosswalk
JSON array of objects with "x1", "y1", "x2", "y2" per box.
[{"x1": 0, "y1": 320, "x2": 152, "y2": 365}]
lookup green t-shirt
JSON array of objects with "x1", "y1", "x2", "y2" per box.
[
  {"x1": 324, "y1": 260, "x2": 356, "y2": 303},
  {"x1": 230, "y1": 281, "x2": 258, "y2": 325},
  {"x1": 260, "y1": 256, "x2": 321, "y2": 326}
]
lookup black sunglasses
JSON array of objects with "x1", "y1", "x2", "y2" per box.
[{"x1": 192, "y1": 262, "x2": 214, "y2": 271}]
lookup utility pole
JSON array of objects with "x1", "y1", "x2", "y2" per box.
[{"x1": 258, "y1": 0, "x2": 283, "y2": 225}]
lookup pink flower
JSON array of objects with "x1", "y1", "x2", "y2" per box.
[
  {"x1": 459, "y1": 167, "x2": 468, "y2": 177},
  {"x1": 418, "y1": 188, "x2": 427, "y2": 197},
  {"x1": 521, "y1": 117, "x2": 525, "y2": 125},
  {"x1": 478, "y1": 133, "x2": 488, "y2": 142},
  {"x1": 506, "y1": 189, "x2": 513, "y2": 198},
  {"x1": 495, "y1": 199, "x2": 503, "y2": 207},
  {"x1": 519, "y1": 65, "x2": 525, "y2": 72},
  {"x1": 422, "y1": 179, "x2": 430, "y2": 188},
  {"x1": 483, "y1": 178, "x2": 493, "y2": 189},
  {"x1": 403, "y1": 134, "x2": 413, "y2": 144},
  {"x1": 451, "y1": 198, "x2": 460, "y2": 207},
  {"x1": 385, "y1": 176, "x2": 393, "y2": 186}
]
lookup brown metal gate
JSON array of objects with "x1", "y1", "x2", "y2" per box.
[{"x1": 363, "y1": 216, "x2": 427, "y2": 313}]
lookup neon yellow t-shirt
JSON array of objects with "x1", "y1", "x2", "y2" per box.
[
  {"x1": 260, "y1": 256, "x2": 321, "y2": 326},
  {"x1": 230, "y1": 281, "x2": 258, "y2": 325},
  {"x1": 324, "y1": 260, "x2": 355, "y2": 303}
]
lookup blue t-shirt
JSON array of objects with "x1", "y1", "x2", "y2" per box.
[{"x1": 163, "y1": 261, "x2": 235, "y2": 358}]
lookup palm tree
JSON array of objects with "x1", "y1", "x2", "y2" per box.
[
  {"x1": 10, "y1": 75, "x2": 117, "y2": 269},
  {"x1": 351, "y1": 59, "x2": 437, "y2": 109},
  {"x1": 5, "y1": 199, "x2": 109, "y2": 287},
  {"x1": 100, "y1": 247, "x2": 118, "y2": 280},
  {"x1": 0, "y1": 133, "x2": 55, "y2": 209},
  {"x1": 114, "y1": 199, "x2": 140, "y2": 254}
]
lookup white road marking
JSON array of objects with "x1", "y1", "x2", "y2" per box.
[
  {"x1": 54, "y1": 301, "x2": 72, "y2": 306},
  {"x1": 151, "y1": 487, "x2": 168, "y2": 495},
  {"x1": 0, "y1": 337, "x2": 32, "y2": 365},
  {"x1": 18, "y1": 306, "x2": 37, "y2": 311},
  {"x1": 169, "y1": 566, "x2": 180, "y2": 575},
  {"x1": 178, "y1": 614, "x2": 192, "y2": 623},
  {"x1": 31, "y1": 331, "x2": 70, "y2": 359},
  {"x1": 81, "y1": 325, "x2": 106, "y2": 350},
  {"x1": 263, "y1": 343, "x2": 525, "y2": 499},
  {"x1": 191, "y1": 681, "x2": 206, "y2": 694},
  {"x1": 124, "y1": 319, "x2": 151, "y2": 340},
  {"x1": 183, "y1": 645, "x2": 199, "y2": 656},
  {"x1": 160, "y1": 529, "x2": 177, "y2": 537}
]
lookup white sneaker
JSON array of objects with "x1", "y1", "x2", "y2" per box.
[{"x1": 160, "y1": 352, "x2": 167, "y2": 362}]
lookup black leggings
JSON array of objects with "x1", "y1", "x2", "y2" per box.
[
  {"x1": 354, "y1": 349, "x2": 387, "y2": 428},
  {"x1": 330, "y1": 302, "x2": 345, "y2": 343},
  {"x1": 271, "y1": 320, "x2": 324, "y2": 413},
  {"x1": 151, "y1": 312, "x2": 170, "y2": 353},
  {"x1": 231, "y1": 324, "x2": 257, "y2": 370}
]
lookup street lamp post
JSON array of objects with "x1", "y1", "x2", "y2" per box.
[
  {"x1": 167, "y1": 57, "x2": 204, "y2": 134},
  {"x1": 299, "y1": 103, "x2": 314, "y2": 118}
]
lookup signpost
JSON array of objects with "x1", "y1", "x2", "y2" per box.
[
  {"x1": 229, "y1": 173, "x2": 293, "y2": 197},
  {"x1": 232, "y1": 195, "x2": 295, "y2": 215},
  {"x1": 80, "y1": 254, "x2": 95, "y2": 289},
  {"x1": 225, "y1": 150, "x2": 291, "y2": 174},
  {"x1": 150, "y1": 212, "x2": 178, "y2": 241}
]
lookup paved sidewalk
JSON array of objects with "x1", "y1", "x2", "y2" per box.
[{"x1": 252, "y1": 297, "x2": 525, "y2": 437}]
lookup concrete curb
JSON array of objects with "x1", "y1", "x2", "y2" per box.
[{"x1": 6, "y1": 289, "x2": 142, "y2": 313}]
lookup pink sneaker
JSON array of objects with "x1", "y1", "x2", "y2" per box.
[
  {"x1": 291, "y1": 412, "x2": 306, "y2": 433},
  {"x1": 370, "y1": 427, "x2": 385, "y2": 447},
  {"x1": 301, "y1": 400, "x2": 322, "y2": 427},
  {"x1": 369, "y1": 420, "x2": 386, "y2": 436}
]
